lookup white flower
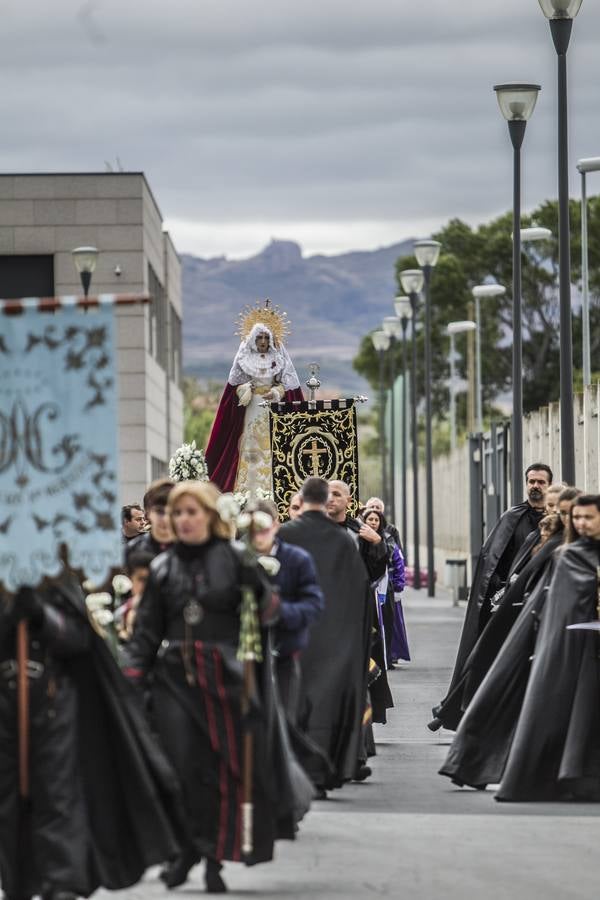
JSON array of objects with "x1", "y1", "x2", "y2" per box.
[
  {"x1": 86, "y1": 592, "x2": 112, "y2": 612},
  {"x1": 237, "y1": 512, "x2": 252, "y2": 531},
  {"x1": 252, "y1": 511, "x2": 273, "y2": 531},
  {"x1": 112, "y1": 574, "x2": 133, "y2": 597},
  {"x1": 93, "y1": 608, "x2": 114, "y2": 627},
  {"x1": 217, "y1": 493, "x2": 241, "y2": 523},
  {"x1": 258, "y1": 556, "x2": 281, "y2": 577}
]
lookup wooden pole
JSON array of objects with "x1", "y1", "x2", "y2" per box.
[{"x1": 17, "y1": 621, "x2": 29, "y2": 799}]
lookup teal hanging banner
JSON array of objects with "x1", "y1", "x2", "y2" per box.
[{"x1": 0, "y1": 302, "x2": 121, "y2": 592}]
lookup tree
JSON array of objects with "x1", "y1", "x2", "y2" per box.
[{"x1": 353, "y1": 195, "x2": 600, "y2": 434}]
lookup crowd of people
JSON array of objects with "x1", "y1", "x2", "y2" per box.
[
  {"x1": 432, "y1": 463, "x2": 600, "y2": 802},
  {"x1": 0, "y1": 475, "x2": 409, "y2": 899}
]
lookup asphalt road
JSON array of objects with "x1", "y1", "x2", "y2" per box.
[{"x1": 99, "y1": 589, "x2": 600, "y2": 900}]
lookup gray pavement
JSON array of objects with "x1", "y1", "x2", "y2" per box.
[{"x1": 99, "y1": 588, "x2": 600, "y2": 900}]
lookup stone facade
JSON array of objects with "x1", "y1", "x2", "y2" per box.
[{"x1": 0, "y1": 172, "x2": 184, "y2": 505}]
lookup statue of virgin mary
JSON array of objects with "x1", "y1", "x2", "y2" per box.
[{"x1": 205, "y1": 302, "x2": 304, "y2": 493}]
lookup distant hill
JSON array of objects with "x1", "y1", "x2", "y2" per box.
[{"x1": 182, "y1": 237, "x2": 414, "y2": 396}]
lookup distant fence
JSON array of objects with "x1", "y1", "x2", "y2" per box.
[{"x1": 405, "y1": 384, "x2": 600, "y2": 587}]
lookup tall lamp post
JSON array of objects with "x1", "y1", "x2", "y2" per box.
[
  {"x1": 72, "y1": 246, "x2": 99, "y2": 298},
  {"x1": 413, "y1": 240, "x2": 441, "y2": 598},
  {"x1": 494, "y1": 82, "x2": 541, "y2": 504},
  {"x1": 576, "y1": 156, "x2": 600, "y2": 387},
  {"x1": 447, "y1": 321, "x2": 477, "y2": 451},
  {"x1": 538, "y1": 0, "x2": 583, "y2": 484},
  {"x1": 399, "y1": 269, "x2": 424, "y2": 591},
  {"x1": 394, "y1": 295, "x2": 412, "y2": 558},
  {"x1": 383, "y1": 315, "x2": 403, "y2": 526},
  {"x1": 472, "y1": 284, "x2": 506, "y2": 433},
  {"x1": 371, "y1": 330, "x2": 391, "y2": 508}
]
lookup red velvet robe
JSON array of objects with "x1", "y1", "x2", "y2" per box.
[{"x1": 205, "y1": 383, "x2": 304, "y2": 492}]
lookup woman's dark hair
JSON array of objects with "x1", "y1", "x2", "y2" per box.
[
  {"x1": 362, "y1": 507, "x2": 387, "y2": 535},
  {"x1": 127, "y1": 550, "x2": 154, "y2": 575},
  {"x1": 143, "y1": 478, "x2": 175, "y2": 513}
]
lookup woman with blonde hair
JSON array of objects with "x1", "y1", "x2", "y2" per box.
[{"x1": 124, "y1": 480, "x2": 282, "y2": 893}]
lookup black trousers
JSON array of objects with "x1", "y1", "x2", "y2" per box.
[{"x1": 0, "y1": 675, "x2": 88, "y2": 899}]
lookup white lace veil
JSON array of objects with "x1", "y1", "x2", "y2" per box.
[{"x1": 228, "y1": 322, "x2": 301, "y2": 391}]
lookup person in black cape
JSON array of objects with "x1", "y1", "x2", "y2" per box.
[
  {"x1": 495, "y1": 495, "x2": 600, "y2": 801},
  {"x1": 278, "y1": 477, "x2": 372, "y2": 791},
  {"x1": 429, "y1": 462, "x2": 552, "y2": 731},
  {"x1": 124, "y1": 480, "x2": 312, "y2": 894},
  {"x1": 125, "y1": 477, "x2": 175, "y2": 566},
  {"x1": 0, "y1": 568, "x2": 183, "y2": 900},
  {"x1": 438, "y1": 522, "x2": 567, "y2": 789}
]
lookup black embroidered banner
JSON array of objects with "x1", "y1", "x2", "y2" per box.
[{"x1": 269, "y1": 399, "x2": 360, "y2": 519}]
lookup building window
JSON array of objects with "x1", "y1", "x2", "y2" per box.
[
  {"x1": 171, "y1": 306, "x2": 182, "y2": 386},
  {"x1": 0, "y1": 255, "x2": 54, "y2": 298},
  {"x1": 148, "y1": 263, "x2": 168, "y2": 370},
  {"x1": 151, "y1": 456, "x2": 167, "y2": 481}
]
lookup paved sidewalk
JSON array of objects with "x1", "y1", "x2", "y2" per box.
[{"x1": 99, "y1": 587, "x2": 600, "y2": 900}]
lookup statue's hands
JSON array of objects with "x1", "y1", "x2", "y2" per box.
[
  {"x1": 264, "y1": 385, "x2": 285, "y2": 403},
  {"x1": 236, "y1": 382, "x2": 253, "y2": 407}
]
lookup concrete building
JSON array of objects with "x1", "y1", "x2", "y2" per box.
[{"x1": 0, "y1": 172, "x2": 184, "y2": 504}]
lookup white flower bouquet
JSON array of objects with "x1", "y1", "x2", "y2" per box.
[
  {"x1": 169, "y1": 440, "x2": 209, "y2": 482},
  {"x1": 233, "y1": 488, "x2": 274, "y2": 512}
]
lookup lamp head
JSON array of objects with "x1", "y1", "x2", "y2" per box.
[
  {"x1": 493, "y1": 83, "x2": 541, "y2": 122},
  {"x1": 538, "y1": 0, "x2": 583, "y2": 18},
  {"x1": 520, "y1": 226, "x2": 552, "y2": 242},
  {"x1": 414, "y1": 239, "x2": 442, "y2": 268},
  {"x1": 371, "y1": 330, "x2": 391, "y2": 352},
  {"x1": 399, "y1": 269, "x2": 424, "y2": 295},
  {"x1": 394, "y1": 295, "x2": 413, "y2": 320},
  {"x1": 382, "y1": 316, "x2": 403, "y2": 339},
  {"x1": 472, "y1": 284, "x2": 506, "y2": 299},
  {"x1": 72, "y1": 246, "x2": 99, "y2": 275},
  {"x1": 447, "y1": 320, "x2": 476, "y2": 336},
  {"x1": 577, "y1": 157, "x2": 600, "y2": 174}
]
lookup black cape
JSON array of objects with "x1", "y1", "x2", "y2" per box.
[
  {"x1": 459, "y1": 530, "x2": 561, "y2": 710},
  {"x1": 496, "y1": 538, "x2": 600, "y2": 801},
  {"x1": 439, "y1": 543, "x2": 559, "y2": 789},
  {"x1": 1, "y1": 573, "x2": 183, "y2": 898},
  {"x1": 279, "y1": 510, "x2": 371, "y2": 788},
  {"x1": 433, "y1": 502, "x2": 540, "y2": 730}
]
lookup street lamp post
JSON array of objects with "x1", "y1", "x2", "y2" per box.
[
  {"x1": 447, "y1": 321, "x2": 477, "y2": 451},
  {"x1": 472, "y1": 284, "x2": 506, "y2": 433},
  {"x1": 399, "y1": 270, "x2": 425, "y2": 591},
  {"x1": 383, "y1": 315, "x2": 403, "y2": 526},
  {"x1": 72, "y1": 246, "x2": 99, "y2": 298},
  {"x1": 538, "y1": 0, "x2": 583, "y2": 485},
  {"x1": 394, "y1": 295, "x2": 412, "y2": 561},
  {"x1": 576, "y1": 157, "x2": 600, "y2": 387},
  {"x1": 494, "y1": 82, "x2": 541, "y2": 503},
  {"x1": 371, "y1": 330, "x2": 391, "y2": 508},
  {"x1": 413, "y1": 240, "x2": 441, "y2": 598}
]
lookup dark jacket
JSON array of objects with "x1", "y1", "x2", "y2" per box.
[
  {"x1": 272, "y1": 540, "x2": 324, "y2": 657},
  {"x1": 125, "y1": 531, "x2": 173, "y2": 567}
]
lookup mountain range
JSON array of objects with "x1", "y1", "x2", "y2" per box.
[{"x1": 182, "y1": 237, "x2": 414, "y2": 396}]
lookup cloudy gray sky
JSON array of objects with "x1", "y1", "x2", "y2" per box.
[{"x1": 2, "y1": 1, "x2": 599, "y2": 257}]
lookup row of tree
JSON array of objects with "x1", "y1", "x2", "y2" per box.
[{"x1": 353, "y1": 196, "x2": 600, "y2": 431}]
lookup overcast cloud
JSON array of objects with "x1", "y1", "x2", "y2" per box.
[{"x1": 2, "y1": 0, "x2": 599, "y2": 256}]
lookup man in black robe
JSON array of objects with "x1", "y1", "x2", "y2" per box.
[
  {"x1": 0, "y1": 571, "x2": 182, "y2": 900},
  {"x1": 279, "y1": 477, "x2": 371, "y2": 793},
  {"x1": 430, "y1": 462, "x2": 552, "y2": 732}
]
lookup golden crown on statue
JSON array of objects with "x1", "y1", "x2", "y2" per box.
[{"x1": 236, "y1": 299, "x2": 291, "y2": 348}]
